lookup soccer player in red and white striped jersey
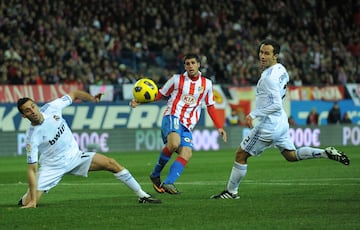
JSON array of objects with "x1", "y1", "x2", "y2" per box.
[{"x1": 131, "y1": 53, "x2": 227, "y2": 194}]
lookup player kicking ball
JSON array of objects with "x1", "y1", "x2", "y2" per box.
[
  {"x1": 131, "y1": 53, "x2": 227, "y2": 195},
  {"x1": 211, "y1": 39, "x2": 349, "y2": 199},
  {"x1": 17, "y1": 90, "x2": 161, "y2": 208}
]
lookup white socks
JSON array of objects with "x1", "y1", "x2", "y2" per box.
[
  {"x1": 227, "y1": 162, "x2": 247, "y2": 194},
  {"x1": 296, "y1": 147, "x2": 328, "y2": 160},
  {"x1": 113, "y1": 169, "x2": 149, "y2": 198}
]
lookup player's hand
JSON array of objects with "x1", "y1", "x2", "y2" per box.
[
  {"x1": 218, "y1": 128, "x2": 227, "y2": 143},
  {"x1": 94, "y1": 93, "x2": 103, "y2": 102},
  {"x1": 245, "y1": 115, "x2": 253, "y2": 128},
  {"x1": 129, "y1": 98, "x2": 141, "y2": 108},
  {"x1": 21, "y1": 200, "x2": 37, "y2": 209}
]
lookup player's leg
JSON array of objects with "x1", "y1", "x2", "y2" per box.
[
  {"x1": 149, "y1": 132, "x2": 180, "y2": 193},
  {"x1": 281, "y1": 147, "x2": 349, "y2": 165},
  {"x1": 277, "y1": 129, "x2": 349, "y2": 165},
  {"x1": 90, "y1": 153, "x2": 144, "y2": 195},
  {"x1": 150, "y1": 115, "x2": 181, "y2": 192},
  {"x1": 281, "y1": 147, "x2": 327, "y2": 161},
  {"x1": 276, "y1": 131, "x2": 328, "y2": 162},
  {"x1": 161, "y1": 145, "x2": 192, "y2": 194},
  {"x1": 88, "y1": 153, "x2": 160, "y2": 203},
  {"x1": 211, "y1": 146, "x2": 249, "y2": 199},
  {"x1": 211, "y1": 127, "x2": 270, "y2": 199},
  {"x1": 150, "y1": 132, "x2": 180, "y2": 179},
  {"x1": 161, "y1": 127, "x2": 193, "y2": 194}
]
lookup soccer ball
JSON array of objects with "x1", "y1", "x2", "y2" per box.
[{"x1": 132, "y1": 78, "x2": 158, "y2": 103}]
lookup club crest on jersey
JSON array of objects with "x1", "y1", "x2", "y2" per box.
[
  {"x1": 182, "y1": 95, "x2": 196, "y2": 105},
  {"x1": 198, "y1": 86, "x2": 204, "y2": 94},
  {"x1": 53, "y1": 115, "x2": 60, "y2": 121}
]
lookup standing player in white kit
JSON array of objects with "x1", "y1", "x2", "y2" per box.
[
  {"x1": 211, "y1": 39, "x2": 350, "y2": 199},
  {"x1": 17, "y1": 90, "x2": 161, "y2": 208}
]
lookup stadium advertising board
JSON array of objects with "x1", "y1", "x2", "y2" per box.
[
  {"x1": 0, "y1": 102, "x2": 175, "y2": 131},
  {"x1": 2, "y1": 125, "x2": 358, "y2": 156}
]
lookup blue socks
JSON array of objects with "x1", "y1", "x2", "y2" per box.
[
  {"x1": 164, "y1": 157, "x2": 188, "y2": 184},
  {"x1": 151, "y1": 146, "x2": 173, "y2": 178},
  {"x1": 151, "y1": 153, "x2": 171, "y2": 177}
]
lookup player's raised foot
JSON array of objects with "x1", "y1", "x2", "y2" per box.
[
  {"x1": 325, "y1": 147, "x2": 350, "y2": 165},
  {"x1": 210, "y1": 190, "x2": 240, "y2": 199},
  {"x1": 150, "y1": 175, "x2": 165, "y2": 193},
  {"x1": 138, "y1": 195, "x2": 162, "y2": 204},
  {"x1": 161, "y1": 183, "x2": 181, "y2": 195}
]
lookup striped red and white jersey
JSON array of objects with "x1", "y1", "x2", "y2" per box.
[{"x1": 159, "y1": 71, "x2": 215, "y2": 130}]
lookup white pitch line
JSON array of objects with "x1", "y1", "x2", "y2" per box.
[{"x1": 1, "y1": 178, "x2": 359, "y2": 187}]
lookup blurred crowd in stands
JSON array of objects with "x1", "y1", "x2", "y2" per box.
[{"x1": 0, "y1": 0, "x2": 359, "y2": 92}]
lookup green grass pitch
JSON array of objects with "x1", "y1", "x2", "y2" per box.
[{"x1": 0, "y1": 146, "x2": 359, "y2": 230}]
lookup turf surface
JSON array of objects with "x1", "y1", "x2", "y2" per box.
[{"x1": 0, "y1": 146, "x2": 359, "y2": 230}]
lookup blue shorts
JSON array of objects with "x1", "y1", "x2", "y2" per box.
[{"x1": 161, "y1": 115, "x2": 193, "y2": 149}]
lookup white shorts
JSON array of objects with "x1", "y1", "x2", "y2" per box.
[
  {"x1": 240, "y1": 124, "x2": 295, "y2": 156},
  {"x1": 37, "y1": 151, "x2": 96, "y2": 192}
]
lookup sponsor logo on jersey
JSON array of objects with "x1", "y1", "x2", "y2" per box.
[
  {"x1": 182, "y1": 95, "x2": 196, "y2": 105},
  {"x1": 49, "y1": 122, "x2": 66, "y2": 145},
  {"x1": 198, "y1": 86, "x2": 204, "y2": 94}
]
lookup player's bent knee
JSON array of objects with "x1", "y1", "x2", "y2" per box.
[
  {"x1": 167, "y1": 143, "x2": 179, "y2": 152},
  {"x1": 282, "y1": 151, "x2": 298, "y2": 162},
  {"x1": 106, "y1": 157, "x2": 123, "y2": 172}
]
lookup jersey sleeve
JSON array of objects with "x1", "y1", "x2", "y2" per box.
[
  {"x1": 204, "y1": 79, "x2": 215, "y2": 106},
  {"x1": 41, "y1": 95, "x2": 72, "y2": 112},
  {"x1": 207, "y1": 104, "x2": 222, "y2": 129}
]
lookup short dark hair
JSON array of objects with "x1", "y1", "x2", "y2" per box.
[
  {"x1": 258, "y1": 39, "x2": 280, "y2": 55},
  {"x1": 17, "y1": 97, "x2": 32, "y2": 114},
  {"x1": 183, "y1": 53, "x2": 200, "y2": 64}
]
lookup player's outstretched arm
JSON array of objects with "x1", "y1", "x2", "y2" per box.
[{"x1": 68, "y1": 90, "x2": 103, "y2": 103}]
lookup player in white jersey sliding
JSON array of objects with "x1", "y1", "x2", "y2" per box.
[
  {"x1": 131, "y1": 53, "x2": 227, "y2": 194},
  {"x1": 17, "y1": 90, "x2": 161, "y2": 208},
  {"x1": 211, "y1": 39, "x2": 350, "y2": 199}
]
